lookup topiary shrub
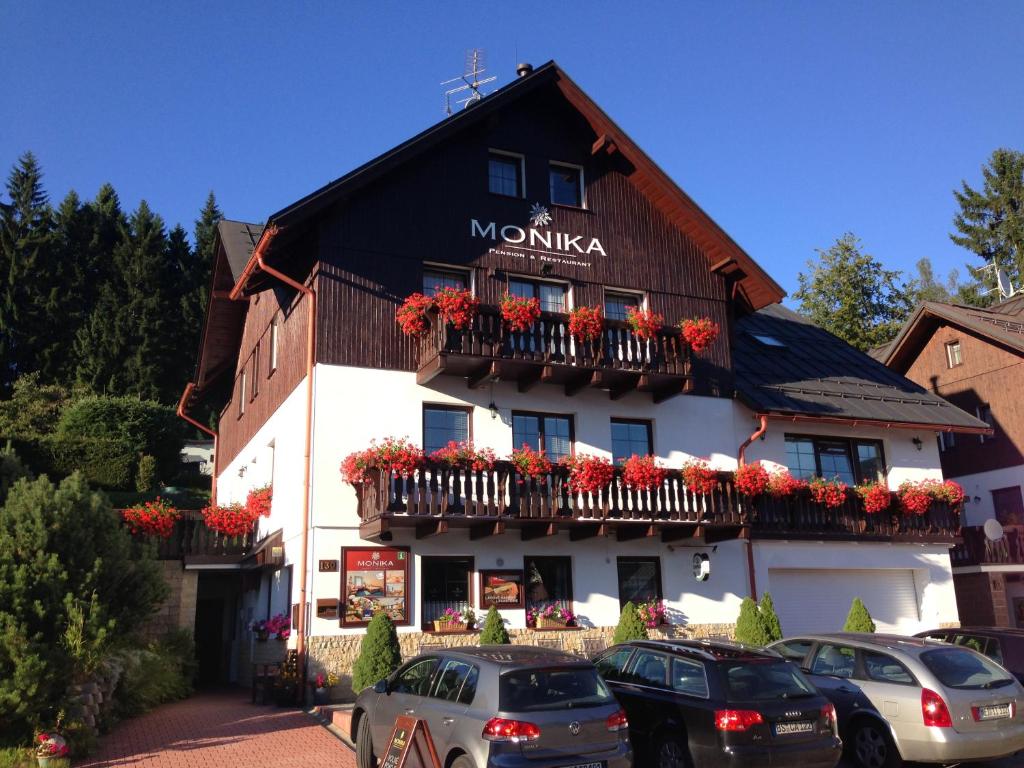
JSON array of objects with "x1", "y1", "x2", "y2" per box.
[
  {"x1": 734, "y1": 597, "x2": 770, "y2": 646},
  {"x1": 612, "y1": 601, "x2": 648, "y2": 644},
  {"x1": 351, "y1": 613, "x2": 401, "y2": 693},
  {"x1": 843, "y1": 597, "x2": 876, "y2": 632},
  {"x1": 479, "y1": 606, "x2": 510, "y2": 645},
  {"x1": 135, "y1": 454, "x2": 157, "y2": 493},
  {"x1": 759, "y1": 592, "x2": 783, "y2": 642}
]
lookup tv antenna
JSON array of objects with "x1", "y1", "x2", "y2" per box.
[
  {"x1": 979, "y1": 260, "x2": 1021, "y2": 301},
  {"x1": 442, "y1": 49, "x2": 497, "y2": 115}
]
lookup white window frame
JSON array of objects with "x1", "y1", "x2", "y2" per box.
[
  {"x1": 269, "y1": 317, "x2": 279, "y2": 374},
  {"x1": 945, "y1": 340, "x2": 962, "y2": 368},
  {"x1": 549, "y1": 160, "x2": 586, "y2": 209},
  {"x1": 422, "y1": 261, "x2": 475, "y2": 297},
  {"x1": 488, "y1": 149, "x2": 526, "y2": 199},
  {"x1": 239, "y1": 369, "x2": 247, "y2": 417}
]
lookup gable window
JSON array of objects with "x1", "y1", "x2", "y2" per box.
[
  {"x1": 617, "y1": 557, "x2": 662, "y2": 609},
  {"x1": 945, "y1": 341, "x2": 962, "y2": 368},
  {"x1": 423, "y1": 267, "x2": 468, "y2": 297},
  {"x1": 423, "y1": 404, "x2": 470, "y2": 455},
  {"x1": 508, "y1": 278, "x2": 567, "y2": 313},
  {"x1": 549, "y1": 162, "x2": 583, "y2": 207},
  {"x1": 784, "y1": 435, "x2": 885, "y2": 485},
  {"x1": 611, "y1": 419, "x2": 653, "y2": 463},
  {"x1": 422, "y1": 556, "x2": 473, "y2": 629},
  {"x1": 604, "y1": 290, "x2": 640, "y2": 322},
  {"x1": 269, "y1": 317, "x2": 279, "y2": 375},
  {"x1": 488, "y1": 151, "x2": 523, "y2": 198},
  {"x1": 525, "y1": 555, "x2": 573, "y2": 616},
  {"x1": 512, "y1": 411, "x2": 573, "y2": 461}
]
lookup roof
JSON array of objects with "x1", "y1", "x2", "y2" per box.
[
  {"x1": 217, "y1": 220, "x2": 264, "y2": 283},
  {"x1": 734, "y1": 304, "x2": 991, "y2": 433},
  {"x1": 232, "y1": 60, "x2": 784, "y2": 311},
  {"x1": 881, "y1": 300, "x2": 1024, "y2": 372}
]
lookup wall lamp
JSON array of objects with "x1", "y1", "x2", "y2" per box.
[
  {"x1": 912, "y1": 437, "x2": 923, "y2": 451},
  {"x1": 488, "y1": 401, "x2": 500, "y2": 420}
]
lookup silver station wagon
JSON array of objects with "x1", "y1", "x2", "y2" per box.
[
  {"x1": 770, "y1": 633, "x2": 1024, "y2": 768},
  {"x1": 352, "y1": 645, "x2": 633, "y2": 768}
]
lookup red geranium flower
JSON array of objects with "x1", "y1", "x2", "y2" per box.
[
  {"x1": 396, "y1": 292, "x2": 435, "y2": 337},
  {"x1": 122, "y1": 498, "x2": 180, "y2": 538},
  {"x1": 434, "y1": 287, "x2": 479, "y2": 330},
  {"x1": 622, "y1": 454, "x2": 668, "y2": 492},
  {"x1": 734, "y1": 462, "x2": 770, "y2": 497},
  {"x1": 509, "y1": 444, "x2": 552, "y2": 480},
  {"x1": 560, "y1": 454, "x2": 616, "y2": 495},
  {"x1": 808, "y1": 477, "x2": 848, "y2": 509},
  {"x1": 856, "y1": 482, "x2": 892, "y2": 514},
  {"x1": 681, "y1": 458, "x2": 718, "y2": 495},
  {"x1": 625, "y1": 306, "x2": 664, "y2": 341},
  {"x1": 568, "y1": 306, "x2": 604, "y2": 343},
  {"x1": 500, "y1": 293, "x2": 541, "y2": 332},
  {"x1": 429, "y1": 441, "x2": 496, "y2": 472},
  {"x1": 898, "y1": 481, "x2": 933, "y2": 516},
  {"x1": 680, "y1": 317, "x2": 720, "y2": 353},
  {"x1": 246, "y1": 485, "x2": 272, "y2": 518},
  {"x1": 201, "y1": 503, "x2": 257, "y2": 537},
  {"x1": 767, "y1": 470, "x2": 806, "y2": 498}
]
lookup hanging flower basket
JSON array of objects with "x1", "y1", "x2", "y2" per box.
[
  {"x1": 680, "y1": 317, "x2": 720, "y2": 353},
  {"x1": 933, "y1": 479, "x2": 965, "y2": 506},
  {"x1": 808, "y1": 477, "x2": 848, "y2": 509},
  {"x1": 622, "y1": 454, "x2": 668, "y2": 492},
  {"x1": 396, "y1": 292, "x2": 435, "y2": 337},
  {"x1": 429, "y1": 441, "x2": 496, "y2": 471},
  {"x1": 681, "y1": 458, "x2": 718, "y2": 496},
  {"x1": 201, "y1": 502, "x2": 257, "y2": 537},
  {"x1": 898, "y1": 480, "x2": 934, "y2": 516},
  {"x1": 122, "y1": 498, "x2": 179, "y2": 538},
  {"x1": 510, "y1": 445, "x2": 552, "y2": 482},
  {"x1": 340, "y1": 448, "x2": 375, "y2": 486},
  {"x1": 855, "y1": 482, "x2": 892, "y2": 514},
  {"x1": 246, "y1": 485, "x2": 273, "y2": 519},
  {"x1": 734, "y1": 462, "x2": 770, "y2": 497},
  {"x1": 500, "y1": 293, "x2": 541, "y2": 332},
  {"x1": 560, "y1": 454, "x2": 615, "y2": 495},
  {"x1": 766, "y1": 470, "x2": 806, "y2": 499},
  {"x1": 568, "y1": 306, "x2": 604, "y2": 344},
  {"x1": 625, "y1": 306, "x2": 664, "y2": 341},
  {"x1": 434, "y1": 287, "x2": 479, "y2": 330}
]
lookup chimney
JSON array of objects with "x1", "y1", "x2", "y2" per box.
[{"x1": 516, "y1": 62, "x2": 534, "y2": 78}]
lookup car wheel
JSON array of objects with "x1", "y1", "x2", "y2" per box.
[
  {"x1": 655, "y1": 733, "x2": 692, "y2": 768},
  {"x1": 849, "y1": 719, "x2": 900, "y2": 768},
  {"x1": 450, "y1": 756, "x2": 475, "y2": 768},
  {"x1": 355, "y1": 713, "x2": 376, "y2": 768}
]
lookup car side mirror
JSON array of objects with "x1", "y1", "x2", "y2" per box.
[{"x1": 373, "y1": 679, "x2": 389, "y2": 694}]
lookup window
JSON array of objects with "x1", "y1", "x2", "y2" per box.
[
  {"x1": 611, "y1": 419, "x2": 652, "y2": 463},
  {"x1": 269, "y1": 317, "x2": 278, "y2": 375},
  {"x1": 423, "y1": 405, "x2": 470, "y2": 455},
  {"x1": 430, "y1": 659, "x2": 477, "y2": 703},
  {"x1": 488, "y1": 151, "x2": 523, "y2": 198},
  {"x1": 513, "y1": 412, "x2": 573, "y2": 461},
  {"x1": 938, "y1": 431, "x2": 956, "y2": 452},
  {"x1": 992, "y1": 487, "x2": 1024, "y2": 526},
  {"x1": 238, "y1": 369, "x2": 247, "y2": 416},
  {"x1": 750, "y1": 333, "x2": 786, "y2": 348},
  {"x1": 499, "y1": 668, "x2": 614, "y2": 711},
  {"x1": 616, "y1": 557, "x2": 662, "y2": 609},
  {"x1": 525, "y1": 556, "x2": 572, "y2": 615},
  {"x1": 251, "y1": 344, "x2": 260, "y2": 400},
  {"x1": 978, "y1": 404, "x2": 993, "y2": 444},
  {"x1": 604, "y1": 291, "x2": 640, "y2": 322},
  {"x1": 920, "y1": 648, "x2": 1014, "y2": 690},
  {"x1": 723, "y1": 661, "x2": 815, "y2": 702},
  {"x1": 810, "y1": 644, "x2": 857, "y2": 678},
  {"x1": 773, "y1": 639, "x2": 814, "y2": 663},
  {"x1": 671, "y1": 657, "x2": 709, "y2": 697},
  {"x1": 784, "y1": 435, "x2": 886, "y2": 485},
  {"x1": 392, "y1": 658, "x2": 439, "y2": 696},
  {"x1": 595, "y1": 648, "x2": 634, "y2": 683},
  {"x1": 422, "y1": 556, "x2": 473, "y2": 627},
  {"x1": 945, "y1": 340, "x2": 963, "y2": 368},
  {"x1": 422, "y1": 267, "x2": 468, "y2": 297},
  {"x1": 508, "y1": 278, "x2": 567, "y2": 313},
  {"x1": 549, "y1": 162, "x2": 583, "y2": 207},
  {"x1": 862, "y1": 651, "x2": 915, "y2": 685},
  {"x1": 627, "y1": 650, "x2": 669, "y2": 688}
]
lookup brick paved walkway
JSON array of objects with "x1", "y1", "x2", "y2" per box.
[{"x1": 77, "y1": 689, "x2": 355, "y2": 768}]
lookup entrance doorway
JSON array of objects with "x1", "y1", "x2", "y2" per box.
[{"x1": 193, "y1": 572, "x2": 242, "y2": 686}]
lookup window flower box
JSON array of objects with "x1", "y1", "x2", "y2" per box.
[
  {"x1": 433, "y1": 620, "x2": 468, "y2": 633},
  {"x1": 536, "y1": 615, "x2": 570, "y2": 629}
]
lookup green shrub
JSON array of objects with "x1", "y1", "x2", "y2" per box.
[
  {"x1": 351, "y1": 613, "x2": 401, "y2": 693},
  {"x1": 478, "y1": 606, "x2": 510, "y2": 644},
  {"x1": 12, "y1": 434, "x2": 136, "y2": 489},
  {"x1": 0, "y1": 748, "x2": 34, "y2": 768},
  {"x1": 735, "y1": 597, "x2": 771, "y2": 646},
  {"x1": 0, "y1": 443, "x2": 31, "y2": 505},
  {"x1": 843, "y1": 597, "x2": 876, "y2": 632},
  {"x1": 612, "y1": 602, "x2": 648, "y2": 644},
  {"x1": 759, "y1": 592, "x2": 783, "y2": 642},
  {"x1": 61, "y1": 721, "x2": 96, "y2": 759},
  {"x1": 0, "y1": 374, "x2": 70, "y2": 441},
  {"x1": 135, "y1": 455, "x2": 157, "y2": 493}
]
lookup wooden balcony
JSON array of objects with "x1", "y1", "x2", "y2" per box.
[
  {"x1": 417, "y1": 307, "x2": 694, "y2": 402},
  {"x1": 951, "y1": 525, "x2": 1024, "y2": 568},
  {"x1": 152, "y1": 510, "x2": 256, "y2": 564},
  {"x1": 356, "y1": 463, "x2": 744, "y2": 543}
]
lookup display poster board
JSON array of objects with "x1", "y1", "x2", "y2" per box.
[
  {"x1": 479, "y1": 569, "x2": 525, "y2": 609},
  {"x1": 379, "y1": 715, "x2": 441, "y2": 768},
  {"x1": 342, "y1": 547, "x2": 410, "y2": 626}
]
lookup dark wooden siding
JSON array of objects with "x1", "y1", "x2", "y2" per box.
[{"x1": 314, "y1": 88, "x2": 732, "y2": 377}]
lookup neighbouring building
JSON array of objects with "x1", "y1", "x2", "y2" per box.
[
  {"x1": 879, "y1": 297, "x2": 1024, "y2": 627},
  {"x1": 175, "y1": 61, "x2": 988, "y2": 693}
]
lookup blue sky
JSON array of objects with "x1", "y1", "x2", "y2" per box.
[{"x1": 3, "y1": 2, "x2": 1022, "y2": 297}]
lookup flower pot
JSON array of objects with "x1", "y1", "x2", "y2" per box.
[
  {"x1": 536, "y1": 616, "x2": 568, "y2": 629},
  {"x1": 433, "y1": 620, "x2": 467, "y2": 633}
]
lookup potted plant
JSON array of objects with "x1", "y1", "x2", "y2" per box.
[
  {"x1": 434, "y1": 287, "x2": 479, "y2": 330},
  {"x1": 250, "y1": 618, "x2": 270, "y2": 642},
  {"x1": 433, "y1": 607, "x2": 474, "y2": 632},
  {"x1": 808, "y1": 477, "x2": 848, "y2": 509},
  {"x1": 500, "y1": 292, "x2": 541, "y2": 332},
  {"x1": 625, "y1": 306, "x2": 664, "y2": 341},
  {"x1": 568, "y1": 305, "x2": 603, "y2": 345},
  {"x1": 560, "y1": 454, "x2": 615, "y2": 495},
  {"x1": 509, "y1": 445, "x2": 552, "y2": 483},
  {"x1": 855, "y1": 481, "x2": 892, "y2": 515},
  {"x1": 734, "y1": 462, "x2": 770, "y2": 497},
  {"x1": 622, "y1": 454, "x2": 668, "y2": 492},
  {"x1": 429, "y1": 441, "x2": 496, "y2": 472},
  {"x1": 530, "y1": 603, "x2": 575, "y2": 629},
  {"x1": 679, "y1": 316, "x2": 720, "y2": 353},
  {"x1": 636, "y1": 599, "x2": 666, "y2": 628},
  {"x1": 681, "y1": 458, "x2": 717, "y2": 495},
  {"x1": 246, "y1": 485, "x2": 273, "y2": 519},
  {"x1": 121, "y1": 497, "x2": 179, "y2": 538},
  {"x1": 35, "y1": 731, "x2": 69, "y2": 767},
  {"x1": 313, "y1": 672, "x2": 339, "y2": 705},
  {"x1": 266, "y1": 613, "x2": 291, "y2": 640},
  {"x1": 396, "y1": 292, "x2": 435, "y2": 337},
  {"x1": 201, "y1": 502, "x2": 257, "y2": 537},
  {"x1": 897, "y1": 480, "x2": 933, "y2": 516}
]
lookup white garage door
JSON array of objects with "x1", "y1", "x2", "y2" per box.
[{"x1": 768, "y1": 569, "x2": 920, "y2": 635}]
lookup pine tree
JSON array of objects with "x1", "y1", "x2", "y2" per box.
[
  {"x1": 794, "y1": 233, "x2": 914, "y2": 351},
  {"x1": 951, "y1": 148, "x2": 1024, "y2": 287},
  {"x1": 479, "y1": 606, "x2": 510, "y2": 644},
  {"x1": 612, "y1": 601, "x2": 648, "y2": 644},
  {"x1": 735, "y1": 597, "x2": 770, "y2": 645},
  {"x1": 351, "y1": 613, "x2": 401, "y2": 693},
  {"x1": 759, "y1": 592, "x2": 783, "y2": 642},
  {"x1": 843, "y1": 597, "x2": 876, "y2": 633}
]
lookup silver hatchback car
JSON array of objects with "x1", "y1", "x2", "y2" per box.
[
  {"x1": 352, "y1": 645, "x2": 633, "y2": 768},
  {"x1": 770, "y1": 633, "x2": 1024, "y2": 768}
]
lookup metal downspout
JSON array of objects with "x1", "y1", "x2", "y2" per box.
[
  {"x1": 177, "y1": 382, "x2": 218, "y2": 503},
  {"x1": 738, "y1": 414, "x2": 768, "y2": 601}
]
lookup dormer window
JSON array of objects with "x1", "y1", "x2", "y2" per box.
[
  {"x1": 751, "y1": 333, "x2": 786, "y2": 348},
  {"x1": 488, "y1": 150, "x2": 524, "y2": 198},
  {"x1": 945, "y1": 341, "x2": 962, "y2": 368},
  {"x1": 549, "y1": 162, "x2": 583, "y2": 207}
]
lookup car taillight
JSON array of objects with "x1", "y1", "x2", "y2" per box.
[
  {"x1": 482, "y1": 717, "x2": 541, "y2": 742},
  {"x1": 715, "y1": 710, "x2": 765, "y2": 731},
  {"x1": 922, "y1": 688, "x2": 953, "y2": 727},
  {"x1": 822, "y1": 703, "x2": 838, "y2": 735},
  {"x1": 606, "y1": 709, "x2": 629, "y2": 732}
]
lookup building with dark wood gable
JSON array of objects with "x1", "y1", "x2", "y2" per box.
[
  {"x1": 179, "y1": 61, "x2": 985, "y2": 692},
  {"x1": 880, "y1": 297, "x2": 1024, "y2": 627}
]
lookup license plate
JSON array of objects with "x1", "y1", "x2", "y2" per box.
[
  {"x1": 558, "y1": 763, "x2": 603, "y2": 768},
  {"x1": 774, "y1": 721, "x2": 815, "y2": 735},
  {"x1": 979, "y1": 704, "x2": 1011, "y2": 720}
]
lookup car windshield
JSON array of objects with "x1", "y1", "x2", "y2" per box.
[
  {"x1": 722, "y1": 660, "x2": 817, "y2": 702},
  {"x1": 920, "y1": 648, "x2": 1015, "y2": 690},
  {"x1": 500, "y1": 666, "x2": 615, "y2": 712}
]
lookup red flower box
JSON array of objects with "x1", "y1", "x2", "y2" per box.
[
  {"x1": 856, "y1": 482, "x2": 892, "y2": 514},
  {"x1": 680, "y1": 317, "x2": 720, "y2": 353},
  {"x1": 202, "y1": 502, "x2": 257, "y2": 537},
  {"x1": 681, "y1": 458, "x2": 718, "y2": 495},
  {"x1": 622, "y1": 454, "x2": 668, "y2": 492},
  {"x1": 560, "y1": 454, "x2": 615, "y2": 495},
  {"x1": 501, "y1": 293, "x2": 541, "y2": 332},
  {"x1": 396, "y1": 293, "x2": 435, "y2": 337},
  {"x1": 434, "y1": 287, "x2": 479, "y2": 330},
  {"x1": 808, "y1": 477, "x2": 848, "y2": 509},
  {"x1": 430, "y1": 441, "x2": 496, "y2": 471},
  {"x1": 510, "y1": 445, "x2": 552, "y2": 480},
  {"x1": 246, "y1": 485, "x2": 273, "y2": 518},
  {"x1": 767, "y1": 470, "x2": 806, "y2": 499},
  {"x1": 122, "y1": 498, "x2": 179, "y2": 538},
  {"x1": 625, "y1": 306, "x2": 664, "y2": 341},
  {"x1": 898, "y1": 481, "x2": 933, "y2": 516},
  {"x1": 734, "y1": 462, "x2": 770, "y2": 497},
  {"x1": 568, "y1": 306, "x2": 603, "y2": 343}
]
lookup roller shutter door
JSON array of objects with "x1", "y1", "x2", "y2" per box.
[{"x1": 767, "y1": 568, "x2": 920, "y2": 635}]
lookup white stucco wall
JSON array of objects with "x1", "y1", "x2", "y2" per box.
[{"x1": 949, "y1": 465, "x2": 1024, "y2": 526}]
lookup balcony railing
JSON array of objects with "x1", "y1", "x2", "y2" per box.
[
  {"x1": 951, "y1": 525, "x2": 1024, "y2": 567},
  {"x1": 152, "y1": 510, "x2": 256, "y2": 561},
  {"x1": 417, "y1": 307, "x2": 694, "y2": 402}
]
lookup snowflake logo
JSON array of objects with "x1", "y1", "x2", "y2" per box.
[
  {"x1": 372, "y1": 551, "x2": 380, "y2": 560},
  {"x1": 529, "y1": 203, "x2": 552, "y2": 228}
]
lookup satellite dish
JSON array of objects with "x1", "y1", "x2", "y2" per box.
[
  {"x1": 997, "y1": 269, "x2": 1013, "y2": 298},
  {"x1": 984, "y1": 518, "x2": 1004, "y2": 542}
]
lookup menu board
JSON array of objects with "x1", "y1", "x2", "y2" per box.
[
  {"x1": 380, "y1": 716, "x2": 440, "y2": 768},
  {"x1": 342, "y1": 547, "x2": 410, "y2": 626},
  {"x1": 479, "y1": 569, "x2": 525, "y2": 609}
]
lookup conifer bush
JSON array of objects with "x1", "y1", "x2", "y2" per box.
[
  {"x1": 843, "y1": 597, "x2": 876, "y2": 632},
  {"x1": 734, "y1": 597, "x2": 771, "y2": 645},
  {"x1": 759, "y1": 592, "x2": 783, "y2": 642},
  {"x1": 478, "y1": 606, "x2": 510, "y2": 645},
  {"x1": 351, "y1": 613, "x2": 401, "y2": 693},
  {"x1": 612, "y1": 601, "x2": 648, "y2": 644}
]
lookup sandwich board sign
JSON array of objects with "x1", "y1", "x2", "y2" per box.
[{"x1": 379, "y1": 715, "x2": 441, "y2": 768}]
